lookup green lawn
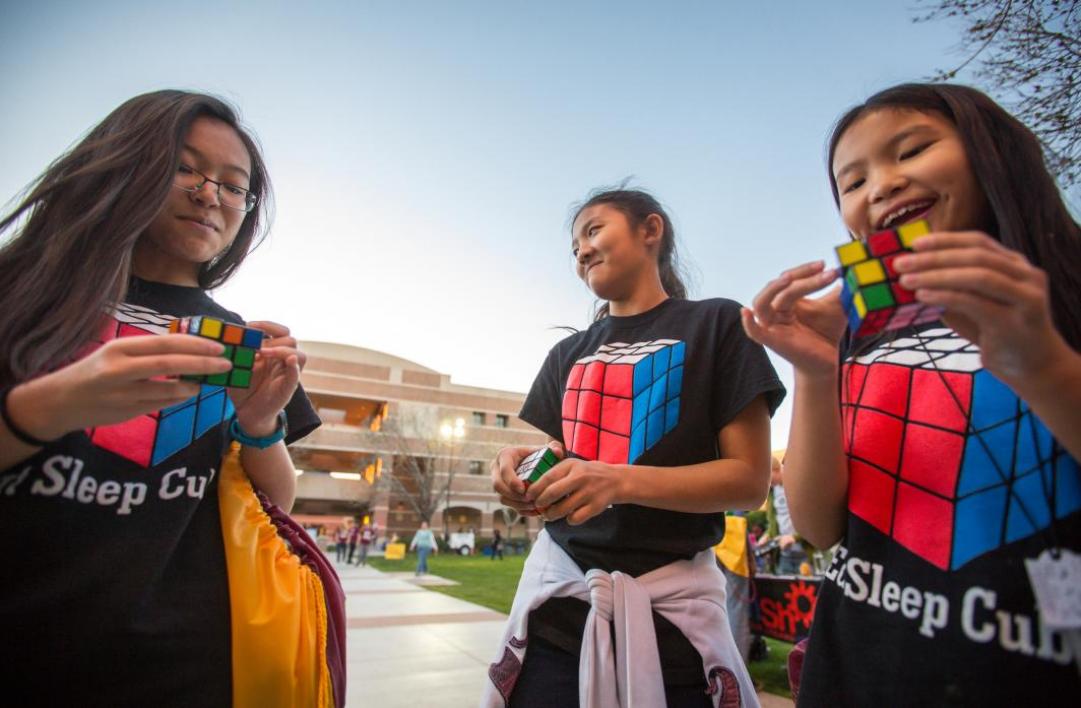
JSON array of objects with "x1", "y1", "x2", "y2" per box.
[
  {"x1": 368, "y1": 552, "x2": 527, "y2": 614},
  {"x1": 368, "y1": 552, "x2": 793, "y2": 697},
  {"x1": 753, "y1": 637, "x2": 795, "y2": 698}
]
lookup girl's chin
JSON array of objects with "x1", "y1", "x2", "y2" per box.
[
  {"x1": 586, "y1": 271, "x2": 618, "y2": 297},
  {"x1": 590, "y1": 287, "x2": 630, "y2": 304},
  {"x1": 586, "y1": 278, "x2": 617, "y2": 300}
]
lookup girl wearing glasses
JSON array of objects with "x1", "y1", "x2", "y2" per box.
[{"x1": 0, "y1": 91, "x2": 324, "y2": 706}]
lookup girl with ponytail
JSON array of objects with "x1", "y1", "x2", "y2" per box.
[{"x1": 483, "y1": 188, "x2": 786, "y2": 707}]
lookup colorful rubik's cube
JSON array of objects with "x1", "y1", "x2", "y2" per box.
[
  {"x1": 516, "y1": 447, "x2": 560, "y2": 488},
  {"x1": 562, "y1": 339, "x2": 684, "y2": 465},
  {"x1": 168, "y1": 316, "x2": 263, "y2": 388},
  {"x1": 843, "y1": 328, "x2": 1081, "y2": 571},
  {"x1": 836, "y1": 219, "x2": 943, "y2": 338}
]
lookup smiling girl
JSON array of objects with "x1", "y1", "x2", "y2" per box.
[
  {"x1": 484, "y1": 189, "x2": 785, "y2": 708},
  {"x1": 0, "y1": 91, "x2": 322, "y2": 706},
  {"x1": 743, "y1": 83, "x2": 1081, "y2": 705}
]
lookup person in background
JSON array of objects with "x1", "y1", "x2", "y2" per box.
[
  {"x1": 345, "y1": 518, "x2": 359, "y2": 564},
  {"x1": 334, "y1": 522, "x2": 348, "y2": 563},
  {"x1": 764, "y1": 456, "x2": 808, "y2": 575},
  {"x1": 356, "y1": 523, "x2": 374, "y2": 566},
  {"x1": 409, "y1": 520, "x2": 438, "y2": 576}
]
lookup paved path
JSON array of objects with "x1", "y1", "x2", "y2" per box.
[
  {"x1": 341, "y1": 562, "x2": 507, "y2": 707},
  {"x1": 337, "y1": 561, "x2": 793, "y2": 708}
]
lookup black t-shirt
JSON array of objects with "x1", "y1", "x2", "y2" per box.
[
  {"x1": 0, "y1": 278, "x2": 320, "y2": 707},
  {"x1": 798, "y1": 325, "x2": 1081, "y2": 707},
  {"x1": 519, "y1": 298, "x2": 785, "y2": 676},
  {"x1": 521, "y1": 297, "x2": 785, "y2": 576}
]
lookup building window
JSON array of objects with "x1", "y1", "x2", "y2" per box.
[
  {"x1": 472, "y1": 411, "x2": 486, "y2": 425},
  {"x1": 469, "y1": 461, "x2": 484, "y2": 476},
  {"x1": 494, "y1": 414, "x2": 509, "y2": 428}
]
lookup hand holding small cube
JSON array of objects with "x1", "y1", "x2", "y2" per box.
[{"x1": 492, "y1": 441, "x2": 565, "y2": 515}]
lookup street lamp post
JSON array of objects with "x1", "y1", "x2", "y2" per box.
[{"x1": 439, "y1": 417, "x2": 465, "y2": 539}]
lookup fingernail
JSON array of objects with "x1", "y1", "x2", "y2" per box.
[
  {"x1": 893, "y1": 255, "x2": 912, "y2": 271},
  {"x1": 899, "y1": 274, "x2": 916, "y2": 287}
]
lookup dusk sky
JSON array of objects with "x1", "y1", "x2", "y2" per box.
[{"x1": 2, "y1": 1, "x2": 982, "y2": 446}]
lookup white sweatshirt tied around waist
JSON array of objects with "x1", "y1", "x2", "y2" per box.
[{"x1": 481, "y1": 530, "x2": 757, "y2": 708}]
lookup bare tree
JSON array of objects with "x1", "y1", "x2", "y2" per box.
[
  {"x1": 916, "y1": 0, "x2": 1080, "y2": 188},
  {"x1": 372, "y1": 407, "x2": 469, "y2": 528},
  {"x1": 502, "y1": 506, "x2": 522, "y2": 540}
]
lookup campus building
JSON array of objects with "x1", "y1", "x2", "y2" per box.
[{"x1": 289, "y1": 341, "x2": 547, "y2": 544}]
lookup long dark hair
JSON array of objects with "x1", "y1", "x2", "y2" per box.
[
  {"x1": 0, "y1": 90, "x2": 272, "y2": 384},
  {"x1": 572, "y1": 188, "x2": 688, "y2": 321},
  {"x1": 827, "y1": 82, "x2": 1081, "y2": 350}
]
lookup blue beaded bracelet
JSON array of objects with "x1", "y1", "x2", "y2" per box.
[{"x1": 229, "y1": 411, "x2": 287, "y2": 449}]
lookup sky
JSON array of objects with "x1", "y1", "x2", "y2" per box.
[{"x1": 1, "y1": 1, "x2": 976, "y2": 447}]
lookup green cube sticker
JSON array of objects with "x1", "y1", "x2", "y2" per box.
[
  {"x1": 229, "y1": 369, "x2": 252, "y2": 388},
  {"x1": 233, "y1": 347, "x2": 256, "y2": 368},
  {"x1": 862, "y1": 282, "x2": 895, "y2": 310},
  {"x1": 516, "y1": 448, "x2": 560, "y2": 486},
  {"x1": 206, "y1": 371, "x2": 230, "y2": 387},
  {"x1": 845, "y1": 267, "x2": 860, "y2": 292}
]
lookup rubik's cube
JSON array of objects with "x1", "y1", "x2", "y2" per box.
[
  {"x1": 842, "y1": 328, "x2": 1081, "y2": 571},
  {"x1": 168, "y1": 316, "x2": 263, "y2": 388},
  {"x1": 561, "y1": 339, "x2": 684, "y2": 465},
  {"x1": 516, "y1": 448, "x2": 560, "y2": 488},
  {"x1": 836, "y1": 219, "x2": 943, "y2": 338}
]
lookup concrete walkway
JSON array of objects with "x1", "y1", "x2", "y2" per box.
[{"x1": 337, "y1": 561, "x2": 793, "y2": 708}]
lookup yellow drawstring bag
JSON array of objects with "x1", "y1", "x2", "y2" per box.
[{"x1": 218, "y1": 444, "x2": 346, "y2": 708}]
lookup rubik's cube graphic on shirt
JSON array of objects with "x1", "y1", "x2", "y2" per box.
[
  {"x1": 836, "y1": 219, "x2": 943, "y2": 338},
  {"x1": 84, "y1": 304, "x2": 237, "y2": 468},
  {"x1": 516, "y1": 448, "x2": 560, "y2": 487},
  {"x1": 169, "y1": 316, "x2": 263, "y2": 389},
  {"x1": 843, "y1": 327, "x2": 1081, "y2": 571},
  {"x1": 562, "y1": 339, "x2": 685, "y2": 465}
]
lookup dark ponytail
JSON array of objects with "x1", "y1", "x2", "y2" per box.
[{"x1": 572, "y1": 188, "x2": 688, "y2": 321}]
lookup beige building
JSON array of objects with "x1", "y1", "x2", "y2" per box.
[{"x1": 290, "y1": 341, "x2": 547, "y2": 544}]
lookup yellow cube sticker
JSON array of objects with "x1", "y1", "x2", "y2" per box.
[
  {"x1": 898, "y1": 219, "x2": 930, "y2": 248},
  {"x1": 200, "y1": 317, "x2": 223, "y2": 338},
  {"x1": 854, "y1": 291, "x2": 867, "y2": 318},
  {"x1": 836, "y1": 240, "x2": 868, "y2": 266},
  {"x1": 853, "y1": 259, "x2": 887, "y2": 285}
]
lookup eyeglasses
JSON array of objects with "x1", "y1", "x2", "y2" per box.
[{"x1": 174, "y1": 164, "x2": 257, "y2": 213}]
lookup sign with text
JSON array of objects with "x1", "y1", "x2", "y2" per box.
[{"x1": 751, "y1": 574, "x2": 821, "y2": 643}]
